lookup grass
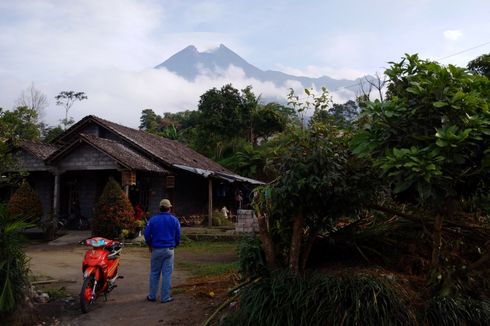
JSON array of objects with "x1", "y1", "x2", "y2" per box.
[
  {"x1": 43, "y1": 286, "x2": 70, "y2": 300},
  {"x1": 175, "y1": 239, "x2": 239, "y2": 277},
  {"x1": 179, "y1": 240, "x2": 238, "y2": 254},
  {"x1": 177, "y1": 261, "x2": 239, "y2": 278},
  {"x1": 224, "y1": 271, "x2": 418, "y2": 326}
]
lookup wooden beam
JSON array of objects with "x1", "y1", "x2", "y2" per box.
[
  {"x1": 53, "y1": 172, "x2": 60, "y2": 216},
  {"x1": 208, "y1": 178, "x2": 213, "y2": 227}
]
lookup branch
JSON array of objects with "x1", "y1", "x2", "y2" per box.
[{"x1": 369, "y1": 204, "x2": 423, "y2": 223}]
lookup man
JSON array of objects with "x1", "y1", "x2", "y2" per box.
[{"x1": 144, "y1": 199, "x2": 181, "y2": 303}]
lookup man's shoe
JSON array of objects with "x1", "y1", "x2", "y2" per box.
[
  {"x1": 161, "y1": 297, "x2": 174, "y2": 303},
  {"x1": 146, "y1": 295, "x2": 156, "y2": 302}
]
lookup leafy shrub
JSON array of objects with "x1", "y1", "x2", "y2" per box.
[
  {"x1": 92, "y1": 178, "x2": 135, "y2": 239},
  {"x1": 211, "y1": 210, "x2": 232, "y2": 227},
  {"x1": 7, "y1": 180, "x2": 43, "y2": 223},
  {"x1": 424, "y1": 297, "x2": 490, "y2": 326},
  {"x1": 224, "y1": 271, "x2": 417, "y2": 326},
  {"x1": 237, "y1": 236, "x2": 268, "y2": 279},
  {"x1": 0, "y1": 204, "x2": 32, "y2": 316}
]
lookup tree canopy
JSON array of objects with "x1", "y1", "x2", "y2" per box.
[
  {"x1": 467, "y1": 53, "x2": 490, "y2": 79},
  {"x1": 353, "y1": 53, "x2": 490, "y2": 266},
  {"x1": 55, "y1": 91, "x2": 87, "y2": 130},
  {"x1": 0, "y1": 106, "x2": 40, "y2": 142}
]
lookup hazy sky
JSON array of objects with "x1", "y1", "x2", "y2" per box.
[{"x1": 1, "y1": 0, "x2": 490, "y2": 127}]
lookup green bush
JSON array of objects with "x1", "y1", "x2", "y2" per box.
[
  {"x1": 92, "y1": 178, "x2": 135, "y2": 239},
  {"x1": 0, "y1": 204, "x2": 32, "y2": 316},
  {"x1": 224, "y1": 271, "x2": 417, "y2": 326},
  {"x1": 7, "y1": 180, "x2": 43, "y2": 224},
  {"x1": 211, "y1": 210, "x2": 232, "y2": 227},
  {"x1": 237, "y1": 236, "x2": 268, "y2": 279}
]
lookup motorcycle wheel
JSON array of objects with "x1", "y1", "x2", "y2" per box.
[{"x1": 80, "y1": 274, "x2": 96, "y2": 313}]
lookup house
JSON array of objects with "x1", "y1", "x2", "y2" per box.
[{"x1": 10, "y1": 115, "x2": 262, "y2": 225}]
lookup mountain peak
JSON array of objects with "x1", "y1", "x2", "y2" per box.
[
  {"x1": 154, "y1": 44, "x2": 367, "y2": 94},
  {"x1": 183, "y1": 45, "x2": 198, "y2": 52},
  {"x1": 155, "y1": 44, "x2": 258, "y2": 80}
]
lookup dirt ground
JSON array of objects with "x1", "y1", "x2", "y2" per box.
[{"x1": 25, "y1": 232, "x2": 238, "y2": 326}]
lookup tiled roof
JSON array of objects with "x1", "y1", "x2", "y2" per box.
[
  {"x1": 90, "y1": 116, "x2": 233, "y2": 174},
  {"x1": 19, "y1": 140, "x2": 58, "y2": 160},
  {"x1": 79, "y1": 134, "x2": 166, "y2": 173},
  {"x1": 47, "y1": 134, "x2": 166, "y2": 173}
]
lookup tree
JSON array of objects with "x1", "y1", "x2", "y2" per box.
[
  {"x1": 139, "y1": 109, "x2": 161, "y2": 133},
  {"x1": 0, "y1": 106, "x2": 40, "y2": 142},
  {"x1": 195, "y1": 84, "x2": 260, "y2": 158},
  {"x1": 7, "y1": 180, "x2": 43, "y2": 224},
  {"x1": 364, "y1": 72, "x2": 387, "y2": 102},
  {"x1": 55, "y1": 91, "x2": 87, "y2": 130},
  {"x1": 0, "y1": 106, "x2": 38, "y2": 189},
  {"x1": 331, "y1": 100, "x2": 359, "y2": 123},
  {"x1": 197, "y1": 84, "x2": 247, "y2": 139},
  {"x1": 310, "y1": 100, "x2": 360, "y2": 128},
  {"x1": 92, "y1": 178, "x2": 135, "y2": 239},
  {"x1": 15, "y1": 83, "x2": 48, "y2": 120},
  {"x1": 139, "y1": 109, "x2": 192, "y2": 141},
  {"x1": 252, "y1": 103, "x2": 290, "y2": 143},
  {"x1": 467, "y1": 53, "x2": 490, "y2": 79},
  {"x1": 41, "y1": 125, "x2": 64, "y2": 143},
  {"x1": 353, "y1": 54, "x2": 490, "y2": 267},
  {"x1": 253, "y1": 89, "x2": 376, "y2": 273},
  {"x1": 288, "y1": 87, "x2": 330, "y2": 129}
]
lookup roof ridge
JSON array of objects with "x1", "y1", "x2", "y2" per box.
[
  {"x1": 21, "y1": 139, "x2": 57, "y2": 146},
  {"x1": 79, "y1": 132, "x2": 122, "y2": 145},
  {"x1": 92, "y1": 115, "x2": 178, "y2": 144}
]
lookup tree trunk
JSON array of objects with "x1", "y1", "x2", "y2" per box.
[
  {"x1": 256, "y1": 212, "x2": 277, "y2": 269},
  {"x1": 289, "y1": 211, "x2": 304, "y2": 274},
  {"x1": 300, "y1": 228, "x2": 318, "y2": 273},
  {"x1": 431, "y1": 213, "x2": 444, "y2": 267},
  {"x1": 431, "y1": 198, "x2": 455, "y2": 267}
]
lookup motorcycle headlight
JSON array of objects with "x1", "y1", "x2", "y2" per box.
[{"x1": 88, "y1": 238, "x2": 107, "y2": 247}]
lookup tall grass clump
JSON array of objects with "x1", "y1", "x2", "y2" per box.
[
  {"x1": 424, "y1": 297, "x2": 490, "y2": 326},
  {"x1": 224, "y1": 271, "x2": 417, "y2": 326},
  {"x1": 0, "y1": 204, "x2": 33, "y2": 317}
]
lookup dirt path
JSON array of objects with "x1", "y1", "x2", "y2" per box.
[{"x1": 26, "y1": 234, "x2": 237, "y2": 326}]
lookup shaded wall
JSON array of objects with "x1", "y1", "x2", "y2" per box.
[{"x1": 27, "y1": 172, "x2": 53, "y2": 221}]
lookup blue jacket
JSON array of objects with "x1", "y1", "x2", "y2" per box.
[{"x1": 144, "y1": 212, "x2": 181, "y2": 248}]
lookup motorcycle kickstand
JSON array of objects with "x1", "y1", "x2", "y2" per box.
[{"x1": 104, "y1": 292, "x2": 108, "y2": 301}]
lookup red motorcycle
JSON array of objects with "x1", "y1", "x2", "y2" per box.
[{"x1": 80, "y1": 237, "x2": 123, "y2": 313}]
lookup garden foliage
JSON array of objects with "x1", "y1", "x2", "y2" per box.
[
  {"x1": 225, "y1": 272, "x2": 417, "y2": 326},
  {"x1": 225, "y1": 55, "x2": 490, "y2": 325},
  {"x1": 237, "y1": 236, "x2": 268, "y2": 279},
  {"x1": 92, "y1": 178, "x2": 135, "y2": 239},
  {"x1": 0, "y1": 204, "x2": 32, "y2": 316},
  {"x1": 7, "y1": 180, "x2": 43, "y2": 223},
  {"x1": 252, "y1": 88, "x2": 377, "y2": 273}
]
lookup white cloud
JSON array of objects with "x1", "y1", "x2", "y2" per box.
[
  {"x1": 274, "y1": 64, "x2": 367, "y2": 80},
  {"x1": 0, "y1": 65, "x2": 290, "y2": 128},
  {"x1": 443, "y1": 30, "x2": 463, "y2": 41},
  {"x1": 0, "y1": 0, "x2": 165, "y2": 80},
  {"x1": 0, "y1": 63, "x2": 357, "y2": 129}
]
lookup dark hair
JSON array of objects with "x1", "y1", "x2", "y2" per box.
[{"x1": 160, "y1": 206, "x2": 170, "y2": 212}]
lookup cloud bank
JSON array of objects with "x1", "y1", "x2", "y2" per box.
[
  {"x1": 0, "y1": 65, "x2": 355, "y2": 129},
  {"x1": 0, "y1": 0, "x2": 358, "y2": 128}
]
